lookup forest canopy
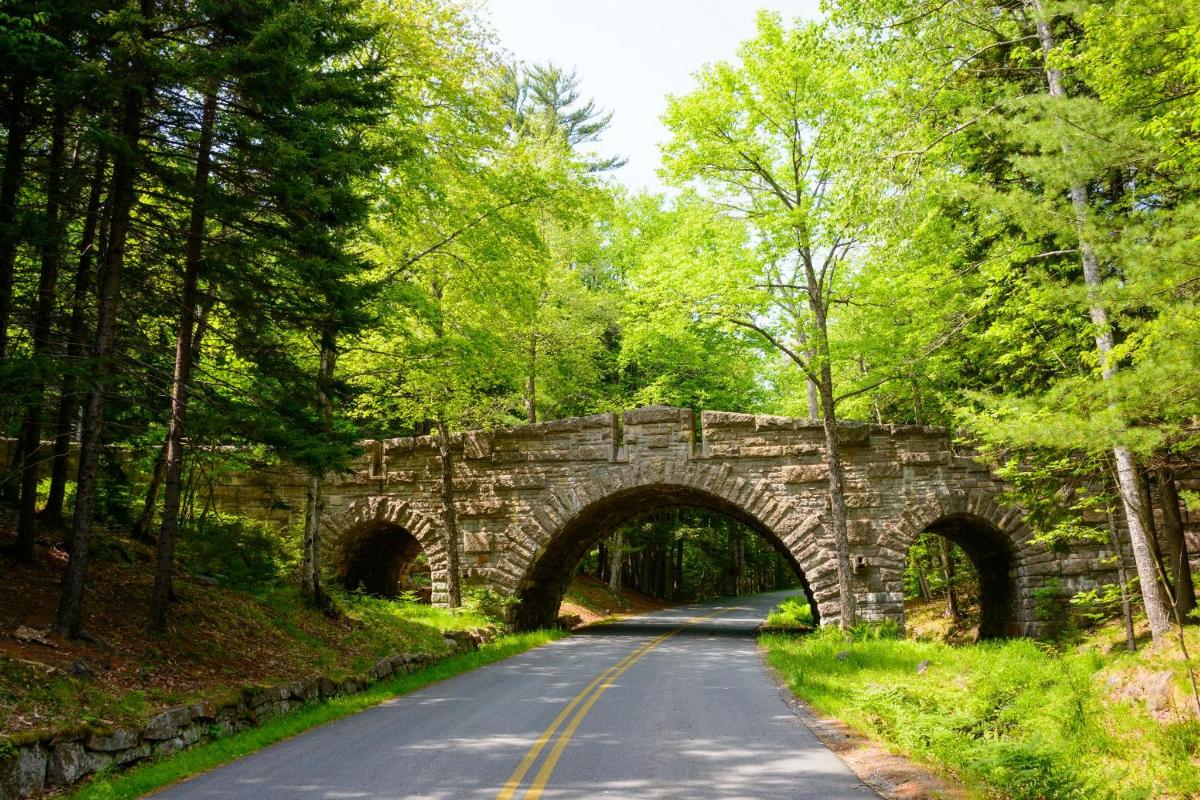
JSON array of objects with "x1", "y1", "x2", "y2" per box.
[{"x1": 0, "y1": 0, "x2": 1197, "y2": 640}]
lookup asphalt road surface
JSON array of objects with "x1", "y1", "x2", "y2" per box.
[{"x1": 152, "y1": 590, "x2": 879, "y2": 800}]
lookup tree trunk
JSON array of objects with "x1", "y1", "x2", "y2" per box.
[
  {"x1": 436, "y1": 416, "x2": 462, "y2": 609},
  {"x1": 609, "y1": 530, "x2": 622, "y2": 594},
  {"x1": 674, "y1": 538, "x2": 683, "y2": 599},
  {"x1": 12, "y1": 105, "x2": 68, "y2": 562},
  {"x1": 44, "y1": 150, "x2": 108, "y2": 527},
  {"x1": 0, "y1": 77, "x2": 30, "y2": 361},
  {"x1": 148, "y1": 89, "x2": 217, "y2": 635},
  {"x1": 734, "y1": 533, "x2": 745, "y2": 596},
  {"x1": 818, "y1": 374, "x2": 856, "y2": 629},
  {"x1": 939, "y1": 536, "x2": 959, "y2": 618},
  {"x1": 54, "y1": 0, "x2": 155, "y2": 638},
  {"x1": 132, "y1": 439, "x2": 168, "y2": 543},
  {"x1": 1158, "y1": 468, "x2": 1196, "y2": 622},
  {"x1": 916, "y1": 556, "x2": 932, "y2": 601},
  {"x1": 1106, "y1": 505, "x2": 1137, "y2": 652},
  {"x1": 1029, "y1": 0, "x2": 1173, "y2": 641},
  {"x1": 525, "y1": 333, "x2": 537, "y2": 423},
  {"x1": 300, "y1": 328, "x2": 337, "y2": 613}
]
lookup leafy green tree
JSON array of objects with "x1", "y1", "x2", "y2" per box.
[{"x1": 660, "y1": 13, "x2": 891, "y2": 626}]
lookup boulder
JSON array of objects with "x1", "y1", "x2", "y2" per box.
[
  {"x1": 86, "y1": 728, "x2": 139, "y2": 752},
  {"x1": 0, "y1": 745, "x2": 47, "y2": 800},
  {"x1": 47, "y1": 742, "x2": 91, "y2": 786},
  {"x1": 142, "y1": 705, "x2": 193, "y2": 740}
]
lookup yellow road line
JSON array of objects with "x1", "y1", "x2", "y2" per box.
[
  {"x1": 494, "y1": 637, "x2": 658, "y2": 800},
  {"x1": 497, "y1": 607, "x2": 730, "y2": 800}
]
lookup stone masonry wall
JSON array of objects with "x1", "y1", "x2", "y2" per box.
[{"x1": 7, "y1": 407, "x2": 1196, "y2": 635}]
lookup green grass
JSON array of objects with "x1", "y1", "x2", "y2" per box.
[
  {"x1": 762, "y1": 624, "x2": 1200, "y2": 800},
  {"x1": 764, "y1": 594, "x2": 815, "y2": 628},
  {"x1": 69, "y1": 631, "x2": 564, "y2": 800}
]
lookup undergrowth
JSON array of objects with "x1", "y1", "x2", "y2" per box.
[
  {"x1": 764, "y1": 595, "x2": 815, "y2": 628},
  {"x1": 762, "y1": 624, "x2": 1200, "y2": 799}
]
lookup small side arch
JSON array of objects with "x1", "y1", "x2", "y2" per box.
[
  {"x1": 877, "y1": 490, "x2": 1039, "y2": 638},
  {"x1": 322, "y1": 497, "x2": 448, "y2": 601}
]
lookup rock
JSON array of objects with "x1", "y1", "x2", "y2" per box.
[
  {"x1": 368, "y1": 658, "x2": 394, "y2": 682},
  {"x1": 194, "y1": 575, "x2": 220, "y2": 586},
  {"x1": 87, "y1": 728, "x2": 139, "y2": 752},
  {"x1": 0, "y1": 745, "x2": 47, "y2": 799},
  {"x1": 86, "y1": 750, "x2": 114, "y2": 774},
  {"x1": 142, "y1": 705, "x2": 193, "y2": 740},
  {"x1": 68, "y1": 659, "x2": 93, "y2": 679},
  {"x1": 835, "y1": 650, "x2": 850, "y2": 661},
  {"x1": 916, "y1": 659, "x2": 931, "y2": 674},
  {"x1": 189, "y1": 700, "x2": 216, "y2": 721},
  {"x1": 47, "y1": 742, "x2": 91, "y2": 785},
  {"x1": 112, "y1": 744, "x2": 151, "y2": 766},
  {"x1": 13, "y1": 626, "x2": 54, "y2": 648}
]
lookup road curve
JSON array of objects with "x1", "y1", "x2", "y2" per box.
[{"x1": 152, "y1": 590, "x2": 878, "y2": 800}]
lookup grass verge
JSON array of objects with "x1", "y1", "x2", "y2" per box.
[
  {"x1": 70, "y1": 630, "x2": 564, "y2": 800},
  {"x1": 762, "y1": 624, "x2": 1200, "y2": 800}
]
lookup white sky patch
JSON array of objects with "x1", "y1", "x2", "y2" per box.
[{"x1": 482, "y1": 0, "x2": 823, "y2": 194}]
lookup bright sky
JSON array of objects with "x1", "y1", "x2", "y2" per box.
[{"x1": 482, "y1": 0, "x2": 823, "y2": 193}]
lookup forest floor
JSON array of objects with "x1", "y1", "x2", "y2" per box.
[
  {"x1": 556, "y1": 574, "x2": 673, "y2": 626},
  {"x1": 762, "y1": 596, "x2": 1200, "y2": 799},
  {"x1": 0, "y1": 515, "x2": 491, "y2": 737}
]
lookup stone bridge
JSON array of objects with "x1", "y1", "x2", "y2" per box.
[{"x1": 199, "y1": 406, "x2": 1146, "y2": 638}]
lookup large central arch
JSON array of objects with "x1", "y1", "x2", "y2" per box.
[
  {"x1": 495, "y1": 461, "x2": 837, "y2": 631},
  {"x1": 512, "y1": 483, "x2": 817, "y2": 630}
]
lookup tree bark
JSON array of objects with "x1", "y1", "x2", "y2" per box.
[
  {"x1": 44, "y1": 150, "x2": 108, "y2": 527},
  {"x1": 609, "y1": 530, "x2": 622, "y2": 594},
  {"x1": 1028, "y1": 0, "x2": 1173, "y2": 640},
  {"x1": 12, "y1": 105, "x2": 68, "y2": 562},
  {"x1": 939, "y1": 536, "x2": 959, "y2": 618},
  {"x1": 674, "y1": 537, "x2": 684, "y2": 599},
  {"x1": 525, "y1": 333, "x2": 537, "y2": 423},
  {"x1": 1106, "y1": 505, "x2": 1137, "y2": 652},
  {"x1": 436, "y1": 416, "x2": 462, "y2": 609},
  {"x1": 1158, "y1": 468, "x2": 1196, "y2": 622},
  {"x1": 148, "y1": 89, "x2": 217, "y2": 635},
  {"x1": 300, "y1": 327, "x2": 337, "y2": 613},
  {"x1": 817, "y1": 371, "x2": 856, "y2": 629},
  {"x1": 0, "y1": 77, "x2": 30, "y2": 361},
  {"x1": 54, "y1": 0, "x2": 155, "y2": 639}
]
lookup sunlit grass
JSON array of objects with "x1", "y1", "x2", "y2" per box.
[{"x1": 762, "y1": 624, "x2": 1200, "y2": 800}]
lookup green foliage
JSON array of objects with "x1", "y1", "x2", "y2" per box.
[
  {"x1": 765, "y1": 595, "x2": 815, "y2": 628},
  {"x1": 1070, "y1": 582, "x2": 1132, "y2": 628},
  {"x1": 176, "y1": 515, "x2": 298, "y2": 590},
  {"x1": 763, "y1": 627, "x2": 1200, "y2": 799},
  {"x1": 463, "y1": 587, "x2": 518, "y2": 626}
]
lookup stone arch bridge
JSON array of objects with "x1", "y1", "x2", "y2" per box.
[{"x1": 200, "y1": 406, "x2": 1150, "y2": 638}]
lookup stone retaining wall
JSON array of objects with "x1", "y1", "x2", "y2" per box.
[{"x1": 0, "y1": 628, "x2": 495, "y2": 799}]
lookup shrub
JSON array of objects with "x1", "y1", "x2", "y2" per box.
[
  {"x1": 765, "y1": 595, "x2": 815, "y2": 628},
  {"x1": 177, "y1": 514, "x2": 297, "y2": 589},
  {"x1": 463, "y1": 587, "x2": 516, "y2": 625}
]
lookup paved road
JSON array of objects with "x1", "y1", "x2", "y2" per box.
[{"x1": 153, "y1": 590, "x2": 878, "y2": 800}]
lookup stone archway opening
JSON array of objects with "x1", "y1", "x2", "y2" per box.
[
  {"x1": 902, "y1": 513, "x2": 1016, "y2": 641},
  {"x1": 338, "y1": 523, "x2": 432, "y2": 602},
  {"x1": 511, "y1": 483, "x2": 817, "y2": 631}
]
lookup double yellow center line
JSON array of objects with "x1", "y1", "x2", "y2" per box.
[{"x1": 495, "y1": 607, "x2": 730, "y2": 800}]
